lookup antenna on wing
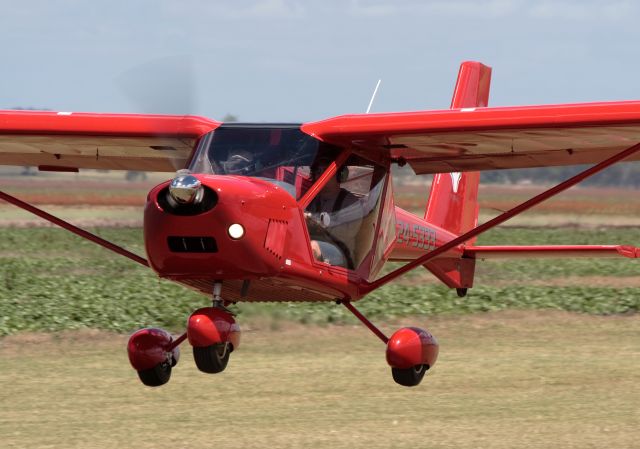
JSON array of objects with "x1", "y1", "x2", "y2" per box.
[{"x1": 366, "y1": 79, "x2": 382, "y2": 113}]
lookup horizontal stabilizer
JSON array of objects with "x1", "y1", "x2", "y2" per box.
[{"x1": 464, "y1": 245, "x2": 640, "y2": 259}]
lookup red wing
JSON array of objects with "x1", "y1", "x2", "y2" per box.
[
  {"x1": 302, "y1": 101, "x2": 640, "y2": 174},
  {"x1": 465, "y1": 245, "x2": 640, "y2": 259},
  {"x1": 0, "y1": 110, "x2": 219, "y2": 172}
]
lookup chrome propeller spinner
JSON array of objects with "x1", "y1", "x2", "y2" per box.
[{"x1": 169, "y1": 170, "x2": 203, "y2": 204}]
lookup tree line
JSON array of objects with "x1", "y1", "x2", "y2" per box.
[{"x1": 479, "y1": 162, "x2": 640, "y2": 188}]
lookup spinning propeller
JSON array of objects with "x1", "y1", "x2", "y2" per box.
[{"x1": 116, "y1": 55, "x2": 200, "y2": 173}]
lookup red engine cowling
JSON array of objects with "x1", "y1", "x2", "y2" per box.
[
  {"x1": 127, "y1": 328, "x2": 180, "y2": 371},
  {"x1": 187, "y1": 307, "x2": 241, "y2": 349},
  {"x1": 385, "y1": 327, "x2": 439, "y2": 369}
]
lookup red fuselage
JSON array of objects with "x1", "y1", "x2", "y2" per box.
[{"x1": 144, "y1": 174, "x2": 464, "y2": 303}]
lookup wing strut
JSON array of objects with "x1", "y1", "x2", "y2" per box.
[
  {"x1": 0, "y1": 191, "x2": 149, "y2": 267},
  {"x1": 298, "y1": 148, "x2": 352, "y2": 209},
  {"x1": 361, "y1": 141, "x2": 640, "y2": 295}
]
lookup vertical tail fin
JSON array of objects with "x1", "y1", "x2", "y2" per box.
[
  {"x1": 449, "y1": 61, "x2": 492, "y2": 109},
  {"x1": 424, "y1": 61, "x2": 491, "y2": 238},
  {"x1": 423, "y1": 62, "x2": 491, "y2": 290}
]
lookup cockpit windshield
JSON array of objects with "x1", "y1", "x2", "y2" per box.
[{"x1": 189, "y1": 125, "x2": 320, "y2": 198}]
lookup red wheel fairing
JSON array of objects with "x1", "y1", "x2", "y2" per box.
[
  {"x1": 385, "y1": 327, "x2": 438, "y2": 370},
  {"x1": 187, "y1": 307, "x2": 241, "y2": 349},
  {"x1": 127, "y1": 328, "x2": 179, "y2": 371}
]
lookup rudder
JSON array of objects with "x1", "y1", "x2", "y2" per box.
[{"x1": 423, "y1": 62, "x2": 491, "y2": 290}]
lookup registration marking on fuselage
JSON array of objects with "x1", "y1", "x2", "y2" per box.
[{"x1": 396, "y1": 220, "x2": 437, "y2": 250}]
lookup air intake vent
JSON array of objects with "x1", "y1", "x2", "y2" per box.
[
  {"x1": 168, "y1": 236, "x2": 218, "y2": 253},
  {"x1": 264, "y1": 219, "x2": 288, "y2": 259}
]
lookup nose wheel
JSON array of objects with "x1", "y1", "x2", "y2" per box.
[
  {"x1": 193, "y1": 342, "x2": 231, "y2": 373},
  {"x1": 188, "y1": 282, "x2": 240, "y2": 375}
]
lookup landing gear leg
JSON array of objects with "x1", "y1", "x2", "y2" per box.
[
  {"x1": 211, "y1": 281, "x2": 234, "y2": 315},
  {"x1": 340, "y1": 300, "x2": 439, "y2": 387}
]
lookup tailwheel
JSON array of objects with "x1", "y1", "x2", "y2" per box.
[
  {"x1": 193, "y1": 343, "x2": 231, "y2": 374},
  {"x1": 391, "y1": 364, "x2": 429, "y2": 387},
  {"x1": 137, "y1": 361, "x2": 172, "y2": 387}
]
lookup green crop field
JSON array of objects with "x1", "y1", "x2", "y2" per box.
[{"x1": 1, "y1": 226, "x2": 639, "y2": 335}]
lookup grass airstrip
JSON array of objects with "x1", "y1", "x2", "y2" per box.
[
  {"x1": 1, "y1": 313, "x2": 638, "y2": 448},
  {"x1": 1, "y1": 172, "x2": 639, "y2": 448}
]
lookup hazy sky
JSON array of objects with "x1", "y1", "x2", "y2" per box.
[{"x1": 2, "y1": 0, "x2": 640, "y2": 122}]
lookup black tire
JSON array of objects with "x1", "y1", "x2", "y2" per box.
[
  {"x1": 392, "y1": 364, "x2": 429, "y2": 387},
  {"x1": 137, "y1": 362, "x2": 172, "y2": 387},
  {"x1": 456, "y1": 288, "x2": 468, "y2": 298},
  {"x1": 193, "y1": 343, "x2": 231, "y2": 374}
]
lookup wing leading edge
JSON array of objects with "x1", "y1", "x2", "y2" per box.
[{"x1": 0, "y1": 110, "x2": 219, "y2": 172}]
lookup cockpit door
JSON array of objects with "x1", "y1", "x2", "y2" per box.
[{"x1": 304, "y1": 155, "x2": 392, "y2": 279}]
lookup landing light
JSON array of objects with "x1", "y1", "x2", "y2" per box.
[{"x1": 228, "y1": 223, "x2": 245, "y2": 240}]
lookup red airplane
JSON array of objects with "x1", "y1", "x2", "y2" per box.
[{"x1": 1, "y1": 61, "x2": 639, "y2": 387}]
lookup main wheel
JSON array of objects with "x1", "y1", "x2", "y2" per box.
[
  {"x1": 392, "y1": 364, "x2": 429, "y2": 387},
  {"x1": 193, "y1": 343, "x2": 231, "y2": 374},
  {"x1": 137, "y1": 361, "x2": 172, "y2": 387}
]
